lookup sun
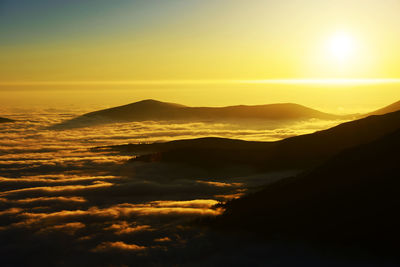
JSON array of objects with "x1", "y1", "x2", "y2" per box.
[{"x1": 327, "y1": 32, "x2": 355, "y2": 62}]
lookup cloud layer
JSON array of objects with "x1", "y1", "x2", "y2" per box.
[{"x1": 0, "y1": 109, "x2": 335, "y2": 266}]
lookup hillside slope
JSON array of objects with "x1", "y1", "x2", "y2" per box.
[
  {"x1": 117, "y1": 110, "x2": 400, "y2": 171},
  {"x1": 219, "y1": 127, "x2": 400, "y2": 253},
  {"x1": 366, "y1": 100, "x2": 400, "y2": 116}
]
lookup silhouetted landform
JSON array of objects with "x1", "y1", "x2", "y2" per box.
[
  {"x1": 110, "y1": 109, "x2": 400, "y2": 172},
  {"x1": 216, "y1": 126, "x2": 400, "y2": 258},
  {"x1": 366, "y1": 100, "x2": 400, "y2": 116},
  {"x1": 0, "y1": 117, "x2": 14, "y2": 123},
  {"x1": 104, "y1": 137, "x2": 269, "y2": 155},
  {"x1": 51, "y1": 99, "x2": 349, "y2": 129}
]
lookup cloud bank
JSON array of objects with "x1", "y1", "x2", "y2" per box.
[{"x1": 0, "y1": 109, "x2": 334, "y2": 266}]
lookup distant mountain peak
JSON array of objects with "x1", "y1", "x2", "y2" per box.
[
  {"x1": 143, "y1": 99, "x2": 184, "y2": 106},
  {"x1": 118, "y1": 99, "x2": 187, "y2": 109},
  {"x1": 139, "y1": 99, "x2": 159, "y2": 103},
  {"x1": 135, "y1": 99, "x2": 171, "y2": 105}
]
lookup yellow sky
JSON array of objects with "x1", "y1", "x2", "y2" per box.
[
  {"x1": 0, "y1": 0, "x2": 400, "y2": 111},
  {"x1": 1, "y1": 0, "x2": 400, "y2": 81}
]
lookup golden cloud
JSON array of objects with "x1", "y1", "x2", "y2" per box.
[
  {"x1": 92, "y1": 241, "x2": 147, "y2": 252},
  {"x1": 105, "y1": 221, "x2": 152, "y2": 235}
]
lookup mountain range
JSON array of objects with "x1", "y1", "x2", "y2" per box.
[
  {"x1": 51, "y1": 99, "x2": 354, "y2": 129},
  {"x1": 217, "y1": 117, "x2": 400, "y2": 255},
  {"x1": 104, "y1": 101, "x2": 400, "y2": 258},
  {"x1": 110, "y1": 107, "x2": 400, "y2": 173}
]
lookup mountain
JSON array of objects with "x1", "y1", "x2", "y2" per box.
[
  {"x1": 51, "y1": 99, "x2": 348, "y2": 129},
  {"x1": 366, "y1": 100, "x2": 400, "y2": 116},
  {"x1": 217, "y1": 126, "x2": 400, "y2": 254},
  {"x1": 0, "y1": 117, "x2": 14, "y2": 123},
  {"x1": 113, "y1": 109, "x2": 400, "y2": 172},
  {"x1": 102, "y1": 137, "x2": 273, "y2": 172}
]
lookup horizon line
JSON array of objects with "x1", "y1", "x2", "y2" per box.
[{"x1": 1, "y1": 78, "x2": 400, "y2": 86}]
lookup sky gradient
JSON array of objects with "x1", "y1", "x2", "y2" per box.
[
  {"x1": 2, "y1": 0, "x2": 400, "y2": 81},
  {"x1": 1, "y1": 0, "x2": 400, "y2": 111}
]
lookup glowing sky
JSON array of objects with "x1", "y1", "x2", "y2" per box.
[{"x1": 1, "y1": 0, "x2": 400, "y2": 111}]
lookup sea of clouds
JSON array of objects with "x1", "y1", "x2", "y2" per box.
[{"x1": 0, "y1": 109, "x2": 344, "y2": 266}]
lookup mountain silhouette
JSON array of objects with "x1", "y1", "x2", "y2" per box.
[
  {"x1": 366, "y1": 100, "x2": 400, "y2": 116},
  {"x1": 117, "y1": 109, "x2": 400, "y2": 172},
  {"x1": 0, "y1": 117, "x2": 14, "y2": 123},
  {"x1": 217, "y1": 125, "x2": 400, "y2": 255},
  {"x1": 51, "y1": 99, "x2": 348, "y2": 129}
]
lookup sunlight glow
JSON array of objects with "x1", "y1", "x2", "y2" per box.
[
  {"x1": 327, "y1": 33, "x2": 355, "y2": 62},
  {"x1": 243, "y1": 78, "x2": 400, "y2": 85}
]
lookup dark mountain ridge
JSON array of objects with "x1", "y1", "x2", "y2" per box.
[
  {"x1": 51, "y1": 99, "x2": 350, "y2": 129},
  {"x1": 217, "y1": 123, "x2": 400, "y2": 256},
  {"x1": 112, "y1": 109, "x2": 400, "y2": 172}
]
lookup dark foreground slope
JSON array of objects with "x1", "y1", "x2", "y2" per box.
[
  {"x1": 217, "y1": 127, "x2": 400, "y2": 254},
  {"x1": 0, "y1": 117, "x2": 14, "y2": 123},
  {"x1": 51, "y1": 99, "x2": 347, "y2": 129},
  {"x1": 114, "y1": 110, "x2": 400, "y2": 172}
]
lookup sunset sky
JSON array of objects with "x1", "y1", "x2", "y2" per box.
[
  {"x1": 2, "y1": 2, "x2": 400, "y2": 265},
  {"x1": 1, "y1": 0, "x2": 400, "y2": 111}
]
